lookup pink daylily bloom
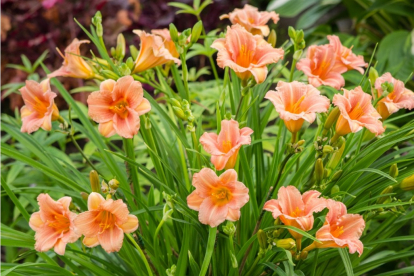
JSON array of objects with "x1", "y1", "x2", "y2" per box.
[
  {"x1": 311, "y1": 199, "x2": 365, "y2": 256},
  {"x1": 328, "y1": 35, "x2": 367, "y2": 74},
  {"x1": 74, "y1": 192, "x2": 139, "y2": 253},
  {"x1": 220, "y1": 4, "x2": 279, "y2": 36},
  {"x1": 265, "y1": 81, "x2": 330, "y2": 133},
  {"x1": 374, "y1": 73, "x2": 414, "y2": 120},
  {"x1": 132, "y1": 30, "x2": 181, "y2": 73},
  {"x1": 29, "y1": 194, "x2": 80, "y2": 255},
  {"x1": 263, "y1": 186, "x2": 326, "y2": 240},
  {"x1": 333, "y1": 86, "x2": 385, "y2": 136},
  {"x1": 20, "y1": 79, "x2": 59, "y2": 134},
  {"x1": 199, "y1": 119, "x2": 253, "y2": 170},
  {"x1": 48, "y1": 38, "x2": 95, "y2": 79},
  {"x1": 296, "y1": 44, "x2": 347, "y2": 90},
  {"x1": 87, "y1": 76, "x2": 151, "y2": 138},
  {"x1": 211, "y1": 24, "x2": 284, "y2": 84},
  {"x1": 151, "y1": 29, "x2": 180, "y2": 58},
  {"x1": 187, "y1": 168, "x2": 249, "y2": 227}
]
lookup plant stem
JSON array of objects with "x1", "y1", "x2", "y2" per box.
[
  {"x1": 235, "y1": 94, "x2": 245, "y2": 120},
  {"x1": 69, "y1": 133, "x2": 103, "y2": 176},
  {"x1": 126, "y1": 233, "x2": 154, "y2": 276},
  {"x1": 289, "y1": 45, "x2": 298, "y2": 82},
  {"x1": 208, "y1": 55, "x2": 220, "y2": 88},
  {"x1": 181, "y1": 52, "x2": 190, "y2": 100},
  {"x1": 244, "y1": 254, "x2": 261, "y2": 276},
  {"x1": 123, "y1": 138, "x2": 142, "y2": 202},
  {"x1": 199, "y1": 227, "x2": 217, "y2": 276},
  {"x1": 191, "y1": 129, "x2": 202, "y2": 168}
]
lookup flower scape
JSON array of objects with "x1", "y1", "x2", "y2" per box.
[{"x1": 2, "y1": 2, "x2": 414, "y2": 276}]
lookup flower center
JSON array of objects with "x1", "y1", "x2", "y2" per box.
[
  {"x1": 222, "y1": 140, "x2": 233, "y2": 153},
  {"x1": 211, "y1": 187, "x2": 232, "y2": 206},
  {"x1": 289, "y1": 94, "x2": 306, "y2": 114},
  {"x1": 97, "y1": 211, "x2": 116, "y2": 233},
  {"x1": 331, "y1": 225, "x2": 344, "y2": 237},
  {"x1": 237, "y1": 45, "x2": 254, "y2": 67},
  {"x1": 33, "y1": 97, "x2": 48, "y2": 117},
  {"x1": 48, "y1": 214, "x2": 70, "y2": 233},
  {"x1": 348, "y1": 102, "x2": 365, "y2": 120},
  {"x1": 289, "y1": 206, "x2": 303, "y2": 217},
  {"x1": 110, "y1": 99, "x2": 129, "y2": 119}
]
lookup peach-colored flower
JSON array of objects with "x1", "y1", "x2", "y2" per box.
[
  {"x1": 211, "y1": 24, "x2": 284, "y2": 84},
  {"x1": 87, "y1": 76, "x2": 151, "y2": 138},
  {"x1": 305, "y1": 199, "x2": 365, "y2": 256},
  {"x1": 219, "y1": 4, "x2": 279, "y2": 36},
  {"x1": 297, "y1": 44, "x2": 347, "y2": 90},
  {"x1": 74, "y1": 192, "x2": 139, "y2": 253},
  {"x1": 187, "y1": 168, "x2": 249, "y2": 227},
  {"x1": 29, "y1": 194, "x2": 80, "y2": 255},
  {"x1": 151, "y1": 29, "x2": 179, "y2": 58},
  {"x1": 328, "y1": 35, "x2": 367, "y2": 74},
  {"x1": 374, "y1": 73, "x2": 414, "y2": 120},
  {"x1": 333, "y1": 86, "x2": 385, "y2": 136},
  {"x1": 199, "y1": 119, "x2": 253, "y2": 170},
  {"x1": 48, "y1": 38, "x2": 94, "y2": 79},
  {"x1": 263, "y1": 186, "x2": 326, "y2": 240},
  {"x1": 132, "y1": 30, "x2": 181, "y2": 73},
  {"x1": 265, "y1": 81, "x2": 330, "y2": 133},
  {"x1": 20, "y1": 79, "x2": 59, "y2": 134}
]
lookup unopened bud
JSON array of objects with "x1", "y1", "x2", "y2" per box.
[
  {"x1": 324, "y1": 107, "x2": 340, "y2": 133},
  {"x1": 300, "y1": 250, "x2": 308, "y2": 260},
  {"x1": 381, "y1": 82, "x2": 394, "y2": 95},
  {"x1": 108, "y1": 179, "x2": 120, "y2": 190},
  {"x1": 369, "y1": 67, "x2": 379, "y2": 87},
  {"x1": 377, "y1": 186, "x2": 393, "y2": 204},
  {"x1": 116, "y1": 33, "x2": 126, "y2": 60},
  {"x1": 332, "y1": 170, "x2": 343, "y2": 181},
  {"x1": 400, "y1": 174, "x2": 414, "y2": 191},
  {"x1": 110, "y1": 47, "x2": 116, "y2": 57},
  {"x1": 169, "y1": 23, "x2": 179, "y2": 42},
  {"x1": 118, "y1": 63, "x2": 131, "y2": 76},
  {"x1": 166, "y1": 264, "x2": 176, "y2": 276},
  {"x1": 223, "y1": 221, "x2": 236, "y2": 236},
  {"x1": 293, "y1": 50, "x2": 303, "y2": 60},
  {"x1": 80, "y1": 192, "x2": 89, "y2": 200},
  {"x1": 274, "y1": 218, "x2": 281, "y2": 225},
  {"x1": 323, "y1": 145, "x2": 334, "y2": 154},
  {"x1": 296, "y1": 140, "x2": 305, "y2": 147},
  {"x1": 89, "y1": 170, "x2": 100, "y2": 192},
  {"x1": 315, "y1": 158, "x2": 324, "y2": 182},
  {"x1": 126, "y1": 57, "x2": 134, "y2": 70},
  {"x1": 331, "y1": 185, "x2": 340, "y2": 195},
  {"x1": 288, "y1": 26, "x2": 296, "y2": 40},
  {"x1": 230, "y1": 253, "x2": 238, "y2": 268},
  {"x1": 173, "y1": 107, "x2": 185, "y2": 119},
  {"x1": 295, "y1": 30, "x2": 304, "y2": 43},
  {"x1": 129, "y1": 45, "x2": 139, "y2": 61},
  {"x1": 101, "y1": 70, "x2": 119, "y2": 80},
  {"x1": 268, "y1": 30, "x2": 276, "y2": 47},
  {"x1": 190, "y1": 21, "x2": 203, "y2": 45},
  {"x1": 389, "y1": 164, "x2": 398, "y2": 178},
  {"x1": 170, "y1": 98, "x2": 181, "y2": 108},
  {"x1": 101, "y1": 180, "x2": 109, "y2": 193},
  {"x1": 257, "y1": 230, "x2": 267, "y2": 250},
  {"x1": 106, "y1": 194, "x2": 112, "y2": 200},
  {"x1": 276, "y1": 238, "x2": 296, "y2": 250},
  {"x1": 96, "y1": 23, "x2": 103, "y2": 37}
]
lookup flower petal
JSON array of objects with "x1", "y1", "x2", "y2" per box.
[
  {"x1": 198, "y1": 197, "x2": 228, "y2": 227},
  {"x1": 98, "y1": 225, "x2": 124, "y2": 253},
  {"x1": 119, "y1": 214, "x2": 139, "y2": 233}
]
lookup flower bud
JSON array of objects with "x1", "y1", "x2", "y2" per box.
[
  {"x1": 400, "y1": 174, "x2": 414, "y2": 191},
  {"x1": 118, "y1": 63, "x2": 131, "y2": 76},
  {"x1": 389, "y1": 164, "x2": 398, "y2": 178},
  {"x1": 377, "y1": 185, "x2": 393, "y2": 204},
  {"x1": 170, "y1": 98, "x2": 181, "y2": 108},
  {"x1": 166, "y1": 264, "x2": 176, "y2": 276},
  {"x1": 126, "y1": 57, "x2": 134, "y2": 70},
  {"x1": 323, "y1": 107, "x2": 340, "y2": 134},
  {"x1": 108, "y1": 179, "x2": 120, "y2": 190},
  {"x1": 288, "y1": 26, "x2": 296, "y2": 40},
  {"x1": 381, "y1": 82, "x2": 394, "y2": 96},
  {"x1": 129, "y1": 45, "x2": 139, "y2": 60},
  {"x1": 169, "y1": 23, "x2": 179, "y2": 42},
  {"x1": 101, "y1": 180, "x2": 109, "y2": 193},
  {"x1": 257, "y1": 230, "x2": 267, "y2": 250},
  {"x1": 276, "y1": 238, "x2": 296, "y2": 250},
  {"x1": 295, "y1": 30, "x2": 304, "y2": 43},
  {"x1": 110, "y1": 47, "x2": 116, "y2": 57},
  {"x1": 326, "y1": 138, "x2": 345, "y2": 171},
  {"x1": 116, "y1": 33, "x2": 126, "y2": 60},
  {"x1": 144, "y1": 115, "x2": 151, "y2": 129},
  {"x1": 300, "y1": 250, "x2": 308, "y2": 260},
  {"x1": 332, "y1": 170, "x2": 343, "y2": 181},
  {"x1": 369, "y1": 67, "x2": 379, "y2": 87},
  {"x1": 96, "y1": 23, "x2": 103, "y2": 37},
  {"x1": 190, "y1": 21, "x2": 203, "y2": 45},
  {"x1": 331, "y1": 184, "x2": 340, "y2": 195},
  {"x1": 230, "y1": 253, "x2": 238, "y2": 268},
  {"x1": 101, "y1": 70, "x2": 119, "y2": 80},
  {"x1": 223, "y1": 221, "x2": 236, "y2": 236},
  {"x1": 80, "y1": 192, "x2": 89, "y2": 200},
  {"x1": 315, "y1": 158, "x2": 324, "y2": 182},
  {"x1": 296, "y1": 140, "x2": 305, "y2": 147},
  {"x1": 268, "y1": 30, "x2": 277, "y2": 47},
  {"x1": 89, "y1": 170, "x2": 100, "y2": 193},
  {"x1": 293, "y1": 50, "x2": 303, "y2": 61},
  {"x1": 323, "y1": 145, "x2": 334, "y2": 154}
]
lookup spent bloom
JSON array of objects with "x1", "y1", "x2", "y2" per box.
[
  {"x1": 219, "y1": 4, "x2": 279, "y2": 36},
  {"x1": 328, "y1": 35, "x2": 367, "y2": 74},
  {"x1": 20, "y1": 79, "x2": 59, "y2": 134},
  {"x1": 333, "y1": 86, "x2": 385, "y2": 136},
  {"x1": 151, "y1": 29, "x2": 180, "y2": 58},
  {"x1": 200, "y1": 119, "x2": 253, "y2": 170},
  {"x1": 132, "y1": 30, "x2": 181, "y2": 73},
  {"x1": 48, "y1": 38, "x2": 95, "y2": 79},
  {"x1": 211, "y1": 24, "x2": 284, "y2": 84},
  {"x1": 29, "y1": 194, "x2": 80, "y2": 255},
  {"x1": 187, "y1": 168, "x2": 249, "y2": 227},
  {"x1": 304, "y1": 199, "x2": 365, "y2": 256},
  {"x1": 74, "y1": 192, "x2": 139, "y2": 253},
  {"x1": 265, "y1": 81, "x2": 330, "y2": 133},
  {"x1": 87, "y1": 76, "x2": 151, "y2": 138},
  {"x1": 374, "y1": 73, "x2": 414, "y2": 120},
  {"x1": 263, "y1": 186, "x2": 326, "y2": 240}
]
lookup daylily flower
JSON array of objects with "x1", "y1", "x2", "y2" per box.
[
  {"x1": 29, "y1": 194, "x2": 80, "y2": 255},
  {"x1": 211, "y1": 24, "x2": 284, "y2": 84},
  {"x1": 187, "y1": 168, "x2": 249, "y2": 227},
  {"x1": 219, "y1": 4, "x2": 279, "y2": 36},
  {"x1": 151, "y1": 29, "x2": 179, "y2": 58},
  {"x1": 20, "y1": 79, "x2": 59, "y2": 134},
  {"x1": 297, "y1": 44, "x2": 347, "y2": 90},
  {"x1": 265, "y1": 81, "x2": 330, "y2": 133},
  {"x1": 304, "y1": 199, "x2": 365, "y2": 256},
  {"x1": 328, "y1": 35, "x2": 367, "y2": 74},
  {"x1": 199, "y1": 119, "x2": 253, "y2": 170},
  {"x1": 87, "y1": 76, "x2": 151, "y2": 138},
  {"x1": 333, "y1": 86, "x2": 385, "y2": 136},
  {"x1": 74, "y1": 192, "x2": 139, "y2": 253},
  {"x1": 48, "y1": 38, "x2": 95, "y2": 79},
  {"x1": 263, "y1": 186, "x2": 326, "y2": 240},
  {"x1": 132, "y1": 30, "x2": 181, "y2": 73},
  {"x1": 374, "y1": 73, "x2": 414, "y2": 120}
]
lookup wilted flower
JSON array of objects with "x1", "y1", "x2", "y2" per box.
[
  {"x1": 20, "y1": 79, "x2": 59, "y2": 134},
  {"x1": 211, "y1": 24, "x2": 284, "y2": 84},
  {"x1": 132, "y1": 30, "x2": 181, "y2": 73},
  {"x1": 151, "y1": 29, "x2": 179, "y2": 58},
  {"x1": 333, "y1": 86, "x2": 385, "y2": 136},
  {"x1": 374, "y1": 73, "x2": 414, "y2": 120},
  {"x1": 199, "y1": 119, "x2": 253, "y2": 170},
  {"x1": 304, "y1": 199, "x2": 365, "y2": 256},
  {"x1": 265, "y1": 81, "x2": 330, "y2": 133},
  {"x1": 219, "y1": 4, "x2": 279, "y2": 36},
  {"x1": 87, "y1": 76, "x2": 151, "y2": 138},
  {"x1": 48, "y1": 39, "x2": 95, "y2": 79},
  {"x1": 187, "y1": 168, "x2": 249, "y2": 227},
  {"x1": 74, "y1": 192, "x2": 139, "y2": 253},
  {"x1": 263, "y1": 186, "x2": 326, "y2": 240},
  {"x1": 328, "y1": 35, "x2": 367, "y2": 74},
  {"x1": 29, "y1": 194, "x2": 80, "y2": 255}
]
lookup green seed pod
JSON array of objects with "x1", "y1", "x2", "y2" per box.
[
  {"x1": 89, "y1": 170, "x2": 100, "y2": 193},
  {"x1": 389, "y1": 164, "x2": 398, "y2": 178},
  {"x1": 315, "y1": 158, "x2": 324, "y2": 182},
  {"x1": 276, "y1": 238, "x2": 296, "y2": 250},
  {"x1": 129, "y1": 45, "x2": 139, "y2": 61},
  {"x1": 268, "y1": 29, "x2": 277, "y2": 47}
]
